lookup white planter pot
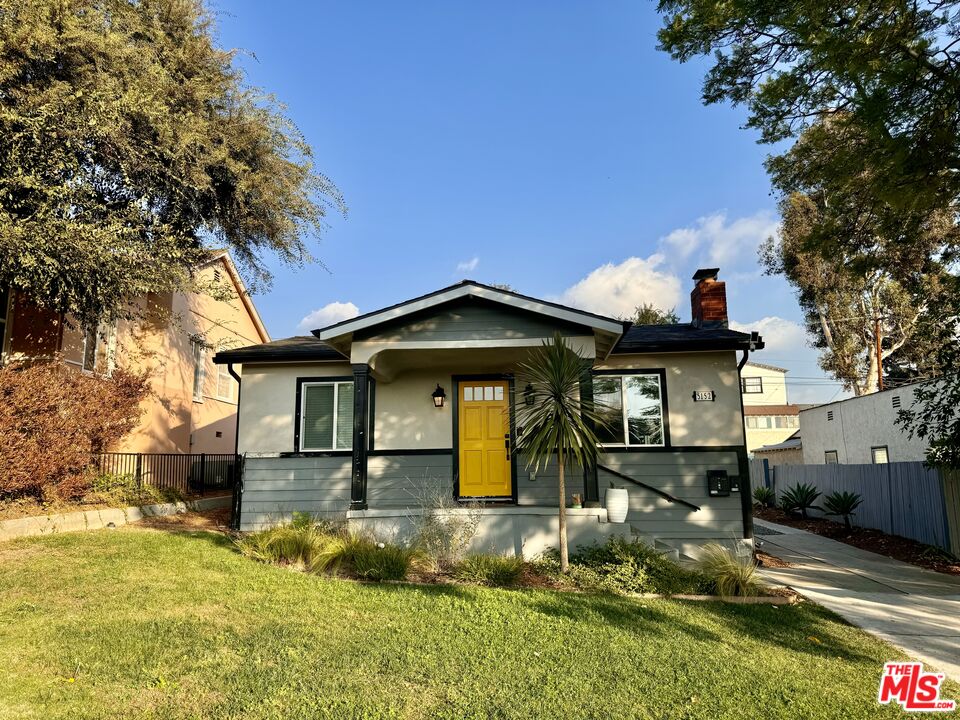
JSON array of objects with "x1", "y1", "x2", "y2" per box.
[{"x1": 605, "y1": 487, "x2": 629, "y2": 523}]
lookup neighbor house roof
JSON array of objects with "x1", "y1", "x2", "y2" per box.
[
  {"x1": 744, "y1": 360, "x2": 788, "y2": 373},
  {"x1": 611, "y1": 324, "x2": 762, "y2": 354},
  {"x1": 214, "y1": 336, "x2": 344, "y2": 364},
  {"x1": 200, "y1": 251, "x2": 271, "y2": 344},
  {"x1": 743, "y1": 404, "x2": 804, "y2": 416},
  {"x1": 754, "y1": 435, "x2": 802, "y2": 453}
]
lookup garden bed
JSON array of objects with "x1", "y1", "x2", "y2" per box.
[{"x1": 755, "y1": 507, "x2": 960, "y2": 576}]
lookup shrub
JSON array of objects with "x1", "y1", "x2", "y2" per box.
[
  {"x1": 406, "y1": 479, "x2": 483, "y2": 572},
  {"x1": 454, "y1": 554, "x2": 525, "y2": 587},
  {"x1": 88, "y1": 472, "x2": 184, "y2": 507},
  {"x1": 753, "y1": 486, "x2": 776, "y2": 508},
  {"x1": 696, "y1": 543, "x2": 765, "y2": 597},
  {"x1": 537, "y1": 537, "x2": 707, "y2": 595},
  {"x1": 779, "y1": 482, "x2": 822, "y2": 519},
  {"x1": 0, "y1": 360, "x2": 150, "y2": 501},
  {"x1": 822, "y1": 491, "x2": 863, "y2": 529},
  {"x1": 236, "y1": 514, "x2": 341, "y2": 572}
]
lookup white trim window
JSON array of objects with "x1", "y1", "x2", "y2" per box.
[
  {"x1": 216, "y1": 363, "x2": 237, "y2": 403},
  {"x1": 81, "y1": 322, "x2": 117, "y2": 375},
  {"x1": 191, "y1": 338, "x2": 206, "y2": 402},
  {"x1": 741, "y1": 376, "x2": 763, "y2": 394},
  {"x1": 300, "y1": 381, "x2": 354, "y2": 451},
  {"x1": 592, "y1": 374, "x2": 665, "y2": 447},
  {"x1": 871, "y1": 446, "x2": 889, "y2": 464}
]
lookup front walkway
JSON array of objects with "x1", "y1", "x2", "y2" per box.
[{"x1": 755, "y1": 518, "x2": 960, "y2": 682}]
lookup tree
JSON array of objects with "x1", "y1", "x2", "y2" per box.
[
  {"x1": 761, "y1": 192, "x2": 949, "y2": 395},
  {"x1": 656, "y1": 1, "x2": 960, "y2": 264},
  {"x1": 0, "y1": 0, "x2": 344, "y2": 328},
  {"x1": 631, "y1": 303, "x2": 680, "y2": 325},
  {"x1": 515, "y1": 334, "x2": 606, "y2": 573}
]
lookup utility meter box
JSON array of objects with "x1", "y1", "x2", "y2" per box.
[
  {"x1": 707, "y1": 470, "x2": 730, "y2": 497},
  {"x1": 728, "y1": 475, "x2": 742, "y2": 493}
]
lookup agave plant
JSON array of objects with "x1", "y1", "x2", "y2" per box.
[
  {"x1": 779, "y1": 482, "x2": 821, "y2": 519},
  {"x1": 822, "y1": 490, "x2": 863, "y2": 530},
  {"x1": 752, "y1": 486, "x2": 776, "y2": 508}
]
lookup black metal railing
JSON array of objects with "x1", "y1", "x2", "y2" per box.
[{"x1": 91, "y1": 452, "x2": 239, "y2": 496}]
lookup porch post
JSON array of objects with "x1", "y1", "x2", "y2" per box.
[
  {"x1": 579, "y1": 360, "x2": 600, "y2": 507},
  {"x1": 350, "y1": 364, "x2": 370, "y2": 510}
]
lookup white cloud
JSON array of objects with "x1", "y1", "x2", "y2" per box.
[
  {"x1": 729, "y1": 316, "x2": 807, "y2": 354},
  {"x1": 558, "y1": 254, "x2": 682, "y2": 318},
  {"x1": 297, "y1": 301, "x2": 360, "y2": 331},
  {"x1": 659, "y1": 210, "x2": 779, "y2": 271},
  {"x1": 456, "y1": 256, "x2": 479, "y2": 274}
]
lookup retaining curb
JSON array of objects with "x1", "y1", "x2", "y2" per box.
[{"x1": 0, "y1": 496, "x2": 230, "y2": 542}]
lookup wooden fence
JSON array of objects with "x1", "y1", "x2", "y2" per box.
[{"x1": 756, "y1": 461, "x2": 960, "y2": 556}]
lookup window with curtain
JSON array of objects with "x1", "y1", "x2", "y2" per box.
[
  {"x1": 216, "y1": 364, "x2": 236, "y2": 402},
  {"x1": 592, "y1": 373, "x2": 665, "y2": 446},
  {"x1": 300, "y1": 381, "x2": 354, "y2": 451}
]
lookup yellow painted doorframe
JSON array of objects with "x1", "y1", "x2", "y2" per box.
[{"x1": 453, "y1": 376, "x2": 516, "y2": 501}]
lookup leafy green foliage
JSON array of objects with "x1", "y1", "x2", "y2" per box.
[
  {"x1": 780, "y1": 483, "x2": 822, "y2": 519},
  {"x1": 88, "y1": 472, "x2": 184, "y2": 507},
  {"x1": 454, "y1": 554, "x2": 525, "y2": 587},
  {"x1": 752, "y1": 486, "x2": 776, "y2": 508},
  {"x1": 822, "y1": 491, "x2": 864, "y2": 530},
  {"x1": 0, "y1": 0, "x2": 344, "y2": 325},
  {"x1": 630, "y1": 303, "x2": 680, "y2": 325},
  {"x1": 535, "y1": 537, "x2": 709, "y2": 595},
  {"x1": 515, "y1": 333, "x2": 607, "y2": 571},
  {"x1": 696, "y1": 544, "x2": 765, "y2": 598}
]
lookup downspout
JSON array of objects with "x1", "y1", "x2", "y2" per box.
[
  {"x1": 736, "y1": 336, "x2": 757, "y2": 541},
  {"x1": 227, "y1": 363, "x2": 243, "y2": 531}
]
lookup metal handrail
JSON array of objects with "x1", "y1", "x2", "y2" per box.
[{"x1": 598, "y1": 463, "x2": 701, "y2": 512}]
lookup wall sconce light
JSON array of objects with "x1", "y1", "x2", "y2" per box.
[
  {"x1": 432, "y1": 384, "x2": 446, "y2": 408},
  {"x1": 524, "y1": 383, "x2": 535, "y2": 406}
]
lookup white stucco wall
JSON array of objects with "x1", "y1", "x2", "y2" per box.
[
  {"x1": 237, "y1": 362, "x2": 353, "y2": 454},
  {"x1": 740, "y1": 362, "x2": 788, "y2": 406},
  {"x1": 799, "y1": 384, "x2": 929, "y2": 464}
]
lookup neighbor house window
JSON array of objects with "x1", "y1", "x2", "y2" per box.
[
  {"x1": 299, "y1": 381, "x2": 354, "y2": 451},
  {"x1": 191, "y1": 338, "x2": 206, "y2": 401},
  {"x1": 872, "y1": 446, "x2": 889, "y2": 464},
  {"x1": 216, "y1": 364, "x2": 236, "y2": 403},
  {"x1": 82, "y1": 322, "x2": 117, "y2": 375},
  {"x1": 741, "y1": 377, "x2": 763, "y2": 394},
  {"x1": 825, "y1": 450, "x2": 838, "y2": 464},
  {"x1": 0, "y1": 286, "x2": 8, "y2": 361},
  {"x1": 592, "y1": 373, "x2": 665, "y2": 446}
]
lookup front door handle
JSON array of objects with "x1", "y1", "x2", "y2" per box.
[{"x1": 505, "y1": 435, "x2": 511, "y2": 460}]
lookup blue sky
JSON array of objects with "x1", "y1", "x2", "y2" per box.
[{"x1": 213, "y1": 1, "x2": 845, "y2": 403}]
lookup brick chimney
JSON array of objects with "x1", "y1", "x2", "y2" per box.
[{"x1": 690, "y1": 268, "x2": 727, "y2": 328}]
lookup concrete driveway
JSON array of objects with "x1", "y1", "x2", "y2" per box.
[{"x1": 755, "y1": 518, "x2": 960, "y2": 682}]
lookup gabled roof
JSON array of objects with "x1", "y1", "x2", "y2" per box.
[
  {"x1": 313, "y1": 280, "x2": 625, "y2": 341},
  {"x1": 214, "y1": 336, "x2": 344, "y2": 364},
  {"x1": 200, "y1": 251, "x2": 270, "y2": 344},
  {"x1": 611, "y1": 324, "x2": 762, "y2": 354}
]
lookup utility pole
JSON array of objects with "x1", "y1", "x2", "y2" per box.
[{"x1": 874, "y1": 316, "x2": 884, "y2": 392}]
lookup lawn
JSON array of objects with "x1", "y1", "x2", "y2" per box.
[{"x1": 0, "y1": 524, "x2": 951, "y2": 720}]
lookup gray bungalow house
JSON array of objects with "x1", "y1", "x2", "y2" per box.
[{"x1": 215, "y1": 268, "x2": 763, "y2": 558}]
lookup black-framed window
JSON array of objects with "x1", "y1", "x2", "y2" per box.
[
  {"x1": 741, "y1": 376, "x2": 763, "y2": 394},
  {"x1": 299, "y1": 380, "x2": 354, "y2": 451},
  {"x1": 592, "y1": 373, "x2": 665, "y2": 447},
  {"x1": 825, "y1": 450, "x2": 838, "y2": 464},
  {"x1": 871, "y1": 446, "x2": 889, "y2": 464}
]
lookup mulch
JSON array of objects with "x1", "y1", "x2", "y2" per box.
[
  {"x1": 754, "y1": 507, "x2": 960, "y2": 576},
  {"x1": 134, "y1": 506, "x2": 232, "y2": 532}
]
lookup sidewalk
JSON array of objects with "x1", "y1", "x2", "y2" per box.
[{"x1": 755, "y1": 518, "x2": 960, "y2": 682}]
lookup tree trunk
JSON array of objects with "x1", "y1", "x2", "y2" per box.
[{"x1": 558, "y1": 459, "x2": 569, "y2": 573}]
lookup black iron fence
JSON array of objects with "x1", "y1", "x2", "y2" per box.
[{"x1": 91, "y1": 453, "x2": 240, "y2": 495}]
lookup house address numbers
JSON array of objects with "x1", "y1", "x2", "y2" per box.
[{"x1": 692, "y1": 390, "x2": 716, "y2": 402}]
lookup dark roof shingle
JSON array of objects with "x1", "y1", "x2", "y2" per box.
[
  {"x1": 213, "y1": 336, "x2": 345, "y2": 364},
  {"x1": 612, "y1": 323, "x2": 761, "y2": 354}
]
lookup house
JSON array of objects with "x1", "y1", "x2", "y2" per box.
[
  {"x1": 739, "y1": 361, "x2": 805, "y2": 453},
  {"x1": 0, "y1": 252, "x2": 269, "y2": 456},
  {"x1": 799, "y1": 381, "x2": 929, "y2": 464},
  {"x1": 216, "y1": 268, "x2": 764, "y2": 557},
  {"x1": 752, "y1": 432, "x2": 803, "y2": 467}
]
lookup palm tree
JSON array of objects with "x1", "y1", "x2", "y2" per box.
[{"x1": 515, "y1": 333, "x2": 606, "y2": 573}]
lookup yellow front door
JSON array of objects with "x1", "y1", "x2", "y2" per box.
[{"x1": 458, "y1": 380, "x2": 512, "y2": 498}]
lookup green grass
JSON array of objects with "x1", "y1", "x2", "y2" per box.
[
  {"x1": 0, "y1": 526, "x2": 953, "y2": 720},
  {"x1": 454, "y1": 553, "x2": 525, "y2": 587}
]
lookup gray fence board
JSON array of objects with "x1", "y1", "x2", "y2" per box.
[{"x1": 771, "y1": 462, "x2": 952, "y2": 551}]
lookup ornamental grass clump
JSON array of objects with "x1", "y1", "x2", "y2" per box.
[
  {"x1": 454, "y1": 554, "x2": 525, "y2": 587},
  {"x1": 236, "y1": 512, "x2": 342, "y2": 572},
  {"x1": 696, "y1": 543, "x2": 765, "y2": 597}
]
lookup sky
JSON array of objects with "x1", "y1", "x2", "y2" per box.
[{"x1": 212, "y1": 1, "x2": 848, "y2": 404}]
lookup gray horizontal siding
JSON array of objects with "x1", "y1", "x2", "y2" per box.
[
  {"x1": 240, "y1": 456, "x2": 352, "y2": 530},
  {"x1": 358, "y1": 302, "x2": 583, "y2": 343},
  {"x1": 367, "y1": 454, "x2": 453, "y2": 509},
  {"x1": 599, "y1": 450, "x2": 743, "y2": 539}
]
